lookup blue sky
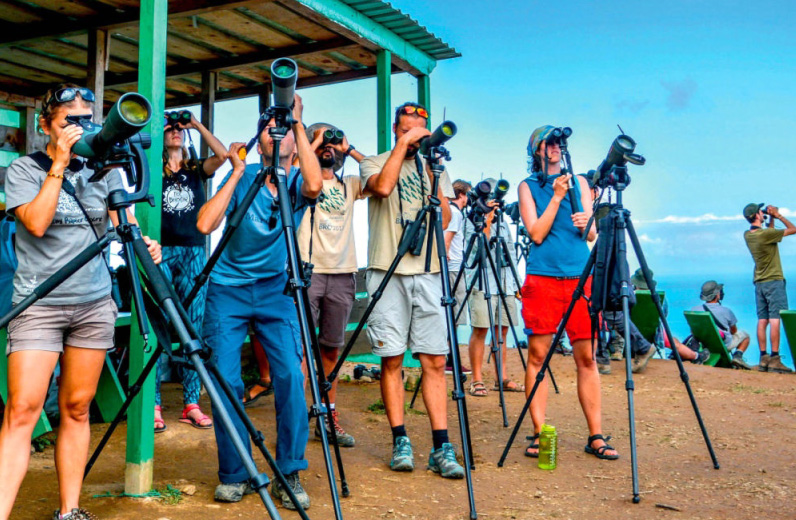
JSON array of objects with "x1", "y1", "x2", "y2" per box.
[{"x1": 204, "y1": 0, "x2": 796, "y2": 278}]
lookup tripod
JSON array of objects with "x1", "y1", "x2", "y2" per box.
[
  {"x1": 325, "y1": 147, "x2": 478, "y2": 519},
  {"x1": 183, "y1": 106, "x2": 349, "y2": 513},
  {"x1": 497, "y1": 166, "x2": 719, "y2": 503},
  {"x1": 0, "y1": 150, "x2": 304, "y2": 519}
]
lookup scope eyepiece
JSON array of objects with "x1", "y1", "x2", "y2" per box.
[
  {"x1": 271, "y1": 58, "x2": 298, "y2": 110},
  {"x1": 419, "y1": 120, "x2": 457, "y2": 156}
]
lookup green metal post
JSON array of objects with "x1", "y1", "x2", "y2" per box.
[
  {"x1": 417, "y1": 74, "x2": 430, "y2": 129},
  {"x1": 125, "y1": 0, "x2": 167, "y2": 495},
  {"x1": 377, "y1": 49, "x2": 391, "y2": 153}
]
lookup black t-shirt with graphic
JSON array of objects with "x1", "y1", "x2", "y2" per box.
[{"x1": 161, "y1": 165, "x2": 210, "y2": 247}]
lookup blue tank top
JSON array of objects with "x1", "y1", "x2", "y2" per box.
[{"x1": 524, "y1": 174, "x2": 589, "y2": 277}]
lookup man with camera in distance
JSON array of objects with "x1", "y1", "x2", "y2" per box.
[
  {"x1": 517, "y1": 125, "x2": 618, "y2": 461},
  {"x1": 296, "y1": 122, "x2": 366, "y2": 448},
  {"x1": 743, "y1": 203, "x2": 795, "y2": 374},
  {"x1": 359, "y1": 102, "x2": 465, "y2": 479},
  {"x1": 444, "y1": 179, "x2": 472, "y2": 375},
  {"x1": 196, "y1": 93, "x2": 322, "y2": 508}
]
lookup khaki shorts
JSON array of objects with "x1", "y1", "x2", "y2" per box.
[
  {"x1": 730, "y1": 329, "x2": 750, "y2": 350},
  {"x1": 469, "y1": 289, "x2": 517, "y2": 328},
  {"x1": 365, "y1": 270, "x2": 448, "y2": 358},
  {"x1": 7, "y1": 295, "x2": 117, "y2": 355},
  {"x1": 449, "y1": 270, "x2": 469, "y2": 327},
  {"x1": 308, "y1": 272, "x2": 356, "y2": 349}
]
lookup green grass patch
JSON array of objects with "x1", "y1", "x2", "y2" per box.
[
  {"x1": 32, "y1": 433, "x2": 56, "y2": 453},
  {"x1": 731, "y1": 383, "x2": 769, "y2": 395},
  {"x1": 154, "y1": 485, "x2": 183, "y2": 505},
  {"x1": 767, "y1": 401, "x2": 785, "y2": 408}
]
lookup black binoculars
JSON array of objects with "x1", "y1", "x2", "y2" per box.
[
  {"x1": 164, "y1": 110, "x2": 192, "y2": 129},
  {"x1": 322, "y1": 128, "x2": 345, "y2": 146}
]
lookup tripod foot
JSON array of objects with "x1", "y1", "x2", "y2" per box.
[
  {"x1": 713, "y1": 463, "x2": 720, "y2": 470},
  {"x1": 342, "y1": 483, "x2": 350, "y2": 497},
  {"x1": 632, "y1": 495, "x2": 641, "y2": 504}
]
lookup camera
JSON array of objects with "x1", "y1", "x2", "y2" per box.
[
  {"x1": 406, "y1": 217, "x2": 427, "y2": 256},
  {"x1": 504, "y1": 201, "x2": 521, "y2": 224}
]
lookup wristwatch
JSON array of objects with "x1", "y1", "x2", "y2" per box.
[{"x1": 344, "y1": 144, "x2": 355, "y2": 157}]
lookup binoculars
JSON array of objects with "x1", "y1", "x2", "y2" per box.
[
  {"x1": 353, "y1": 364, "x2": 381, "y2": 380},
  {"x1": 322, "y1": 128, "x2": 345, "y2": 146},
  {"x1": 164, "y1": 110, "x2": 192, "y2": 129}
]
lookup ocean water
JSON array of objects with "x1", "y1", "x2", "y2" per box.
[{"x1": 458, "y1": 271, "x2": 795, "y2": 371}]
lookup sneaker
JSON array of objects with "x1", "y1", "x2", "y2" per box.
[
  {"x1": 214, "y1": 481, "x2": 255, "y2": 503},
  {"x1": 390, "y1": 436, "x2": 414, "y2": 471},
  {"x1": 731, "y1": 350, "x2": 753, "y2": 370},
  {"x1": 554, "y1": 342, "x2": 573, "y2": 356},
  {"x1": 428, "y1": 443, "x2": 465, "y2": 479},
  {"x1": 270, "y1": 472, "x2": 310, "y2": 511},
  {"x1": 53, "y1": 509, "x2": 98, "y2": 520},
  {"x1": 766, "y1": 355, "x2": 794, "y2": 374},
  {"x1": 609, "y1": 336, "x2": 625, "y2": 360},
  {"x1": 445, "y1": 362, "x2": 472, "y2": 375},
  {"x1": 758, "y1": 354, "x2": 770, "y2": 372},
  {"x1": 315, "y1": 410, "x2": 355, "y2": 447},
  {"x1": 632, "y1": 348, "x2": 656, "y2": 373},
  {"x1": 597, "y1": 361, "x2": 611, "y2": 375},
  {"x1": 693, "y1": 349, "x2": 710, "y2": 365}
]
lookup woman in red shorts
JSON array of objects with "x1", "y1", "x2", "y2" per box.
[{"x1": 517, "y1": 125, "x2": 619, "y2": 461}]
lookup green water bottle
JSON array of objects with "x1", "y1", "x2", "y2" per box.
[{"x1": 538, "y1": 424, "x2": 557, "y2": 470}]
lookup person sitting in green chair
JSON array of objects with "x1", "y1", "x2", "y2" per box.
[{"x1": 690, "y1": 280, "x2": 752, "y2": 370}]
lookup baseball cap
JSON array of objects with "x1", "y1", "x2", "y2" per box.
[
  {"x1": 527, "y1": 125, "x2": 556, "y2": 156},
  {"x1": 700, "y1": 280, "x2": 723, "y2": 302},
  {"x1": 743, "y1": 202, "x2": 764, "y2": 220}
]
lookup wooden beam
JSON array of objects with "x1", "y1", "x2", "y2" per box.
[
  {"x1": 200, "y1": 70, "x2": 217, "y2": 157},
  {"x1": 0, "y1": 0, "x2": 268, "y2": 48},
  {"x1": 86, "y1": 29, "x2": 109, "y2": 122},
  {"x1": 105, "y1": 37, "x2": 350, "y2": 89},
  {"x1": 280, "y1": 0, "x2": 436, "y2": 76},
  {"x1": 376, "y1": 50, "x2": 391, "y2": 153}
]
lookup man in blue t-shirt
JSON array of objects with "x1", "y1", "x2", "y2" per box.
[
  {"x1": 196, "y1": 94, "x2": 322, "y2": 509},
  {"x1": 690, "y1": 280, "x2": 752, "y2": 370}
]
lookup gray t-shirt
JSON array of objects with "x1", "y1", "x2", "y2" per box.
[
  {"x1": 5, "y1": 155, "x2": 122, "y2": 305},
  {"x1": 690, "y1": 301, "x2": 737, "y2": 344},
  {"x1": 447, "y1": 206, "x2": 465, "y2": 272}
]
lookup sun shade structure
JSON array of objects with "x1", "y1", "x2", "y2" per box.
[{"x1": 0, "y1": 0, "x2": 458, "y2": 496}]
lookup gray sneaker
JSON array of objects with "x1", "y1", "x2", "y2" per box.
[
  {"x1": 214, "y1": 481, "x2": 255, "y2": 503},
  {"x1": 598, "y1": 361, "x2": 611, "y2": 375},
  {"x1": 758, "y1": 354, "x2": 770, "y2": 372},
  {"x1": 52, "y1": 509, "x2": 98, "y2": 520},
  {"x1": 390, "y1": 436, "x2": 414, "y2": 471},
  {"x1": 693, "y1": 349, "x2": 710, "y2": 365},
  {"x1": 767, "y1": 355, "x2": 794, "y2": 374},
  {"x1": 632, "y1": 348, "x2": 656, "y2": 373},
  {"x1": 271, "y1": 472, "x2": 310, "y2": 511},
  {"x1": 731, "y1": 350, "x2": 753, "y2": 370},
  {"x1": 428, "y1": 443, "x2": 465, "y2": 479}
]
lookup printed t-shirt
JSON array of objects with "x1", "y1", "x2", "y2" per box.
[
  {"x1": 297, "y1": 175, "x2": 363, "y2": 274},
  {"x1": 5, "y1": 156, "x2": 122, "y2": 305},
  {"x1": 211, "y1": 164, "x2": 311, "y2": 285},
  {"x1": 161, "y1": 164, "x2": 211, "y2": 247},
  {"x1": 359, "y1": 151, "x2": 454, "y2": 275},
  {"x1": 744, "y1": 228, "x2": 785, "y2": 283}
]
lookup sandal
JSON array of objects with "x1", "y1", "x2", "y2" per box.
[
  {"x1": 468, "y1": 381, "x2": 488, "y2": 397},
  {"x1": 154, "y1": 405, "x2": 166, "y2": 433},
  {"x1": 524, "y1": 433, "x2": 540, "y2": 458},
  {"x1": 585, "y1": 434, "x2": 619, "y2": 460},
  {"x1": 243, "y1": 379, "x2": 273, "y2": 408},
  {"x1": 179, "y1": 403, "x2": 213, "y2": 429},
  {"x1": 494, "y1": 379, "x2": 525, "y2": 393}
]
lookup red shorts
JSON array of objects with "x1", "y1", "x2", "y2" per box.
[{"x1": 520, "y1": 274, "x2": 593, "y2": 342}]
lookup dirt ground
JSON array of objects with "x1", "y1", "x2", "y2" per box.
[{"x1": 10, "y1": 348, "x2": 796, "y2": 520}]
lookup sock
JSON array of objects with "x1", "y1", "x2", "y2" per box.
[
  {"x1": 60, "y1": 513, "x2": 73, "y2": 520},
  {"x1": 432, "y1": 429, "x2": 449, "y2": 451},
  {"x1": 760, "y1": 349, "x2": 768, "y2": 356},
  {"x1": 329, "y1": 402, "x2": 335, "y2": 411},
  {"x1": 771, "y1": 351, "x2": 779, "y2": 358},
  {"x1": 391, "y1": 425, "x2": 407, "y2": 444}
]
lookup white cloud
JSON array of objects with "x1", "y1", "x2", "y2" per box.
[
  {"x1": 638, "y1": 207, "x2": 794, "y2": 224},
  {"x1": 638, "y1": 234, "x2": 662, "y2": 244}
]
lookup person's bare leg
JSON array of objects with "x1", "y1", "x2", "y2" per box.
[
  {"x1": 737, "y1": 336, "x2": 750, "y2": 353},
  {"x1": 55, "y1": 346, "x2": 106, "y2": 513},
  {"x1": 468, "y1": 327, "x2": 488, "y2": 384},
  {"x1": 0, "y1": 350, "x2": 59, "y2": 520},
  {"x1": 770, "y1": 319, "x2": 781, "y2": 353},
  {"x1": 757, "y1": 319, "x2": 769, "y2": 354},
  {"x1": 572, "y1": 339, "x2": 618, "y2": 457},
  {"x1": 417, "y1": 354, "x2": 448, "y2": 430},
  {"x1": 673, "y1": 339, "x2": 697, "y2": 361},
  {"x1": 320, "y1": 347, "x2": 339, "y2": 404},
  {"x1": 247, "y1": 336, "x2": 272, "y2": 398},
  {"x1": 380, "y1": 354, "x2": 406, "y2": 428},
  {"x1": 523, "y1": 334, "x2": 551, "y2": 454}
]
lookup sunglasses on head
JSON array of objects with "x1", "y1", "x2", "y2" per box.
[
  {"x1": 47, "y1": 87, "x2": 95, "y2": 107},
  {"x1": 398, "y1": 105, "x2": 429, "y2": 119}
]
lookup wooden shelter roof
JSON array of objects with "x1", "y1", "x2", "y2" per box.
[{"x1": 0, "y1": 0, "x2": 460, "y2": 109}]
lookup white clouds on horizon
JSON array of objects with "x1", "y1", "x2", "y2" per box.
[{"x1": 638, "y1": 208, "x2": 795, "y2": 225}]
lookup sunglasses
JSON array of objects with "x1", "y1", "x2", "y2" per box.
[
  {"x1": 398, "y1": 105, "x2": 429, "y2": 119},
  {"x1": 47, "y1": 87, "x2": 95, "y2": 107}
]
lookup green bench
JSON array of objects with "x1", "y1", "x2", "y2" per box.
[
  {"x1": 0, "y1": 312, "x2": 129, "y2": 439},
  {"x1": 683, "y1": 311, "x2": 733, "y2": 368},
  {"x1": 630, "y1": 290, "x2": 665, "y2": 343},
  {"x1": 779, "y1": 310, "x2": 796, "y2": 369}
]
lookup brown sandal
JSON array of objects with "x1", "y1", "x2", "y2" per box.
[
  {"x1": 468, "y1": 381, "x2": 488, "y2": 397},
  {"x1": 494, "y1": 379, "x2": 525, "y2": 392}
]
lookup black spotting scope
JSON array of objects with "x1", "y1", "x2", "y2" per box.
[
  {"x1": 271, "y1": 58, "x2": 298, "y2": 109},
  {"x1": 596, "y1": 134, "x2": 646, "y2": 176},
  {"x1": 419, "y1": 120, "x2": 457, "y2": 156},
  {"x1": 492, "y1": 179, "x2": 510, "y2": 201},
  {"x1": 71, "y1": 93, "x2": 152, "y2": 159}
]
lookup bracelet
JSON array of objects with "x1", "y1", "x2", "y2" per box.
[
  {"x1": 47, "y1": 171, "x2": 64, "y2": 179},
  {"x1": 345, "y1": 144, "x2": 355, "y2": 157}
]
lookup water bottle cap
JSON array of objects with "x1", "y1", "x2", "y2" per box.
[{"x1": 541, "y1": 424, "x2": 556, "y2": 432}]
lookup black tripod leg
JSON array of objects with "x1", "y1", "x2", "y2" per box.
[
  {"x1": 409, "y1": 373, "x2": 423, "y2": 409},
  {"x1": 626, "y1": 219, "x2": 720, "y2": 470},
  {"x1": 499, "y1": 248, "x2": 596, "y2": 467},
  {"x1": 207, "y1": 362, "x2": 311, "y2": 520}
]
